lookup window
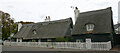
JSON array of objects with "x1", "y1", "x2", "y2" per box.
[
  {"x1": 33, "y1": 29, "x2": 37, "y2": 35},
  {"x1": 86, "y1": 24, "x2": 94, "y2": 31},
  {"x1": 33, "y1": 30, "x2": 37, "y2": 34}
]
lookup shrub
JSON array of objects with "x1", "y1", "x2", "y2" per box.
[{"x1": 56, "y1": 37, "x2": 69, "y2": 42}]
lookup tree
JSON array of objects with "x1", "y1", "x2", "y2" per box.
[{"x1": 2, "y1": 12, "x2": 17, "y2": 40}]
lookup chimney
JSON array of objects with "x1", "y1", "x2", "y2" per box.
[
  {"x1": 45, "y1": 16, "x2": 51, "y2": 21},
  {"x1": 74, "y1": 7, "x2": 80, "y2": 22},
  {"x1": 18, "y1": 23, "x2": 22, "y2": 31}
]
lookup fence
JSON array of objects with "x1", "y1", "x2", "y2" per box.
[{"x1": 3, "y1": 41, "x2": 112, "y2": 51}]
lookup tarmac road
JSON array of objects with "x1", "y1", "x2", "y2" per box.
[
  {"x1": 2, "y1": 46, "x2": 82, "y2": 51},
  {"x1": 2, "y1": 46, "x2": 120, "y2": 53}
]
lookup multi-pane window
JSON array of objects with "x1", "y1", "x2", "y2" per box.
[{"x1": 86, "y1": 24, "x2": 94, "y2": 31}]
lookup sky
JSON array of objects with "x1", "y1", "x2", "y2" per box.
[{"x1": 0, "y1": 0, "x2": 120, "y2": 24}]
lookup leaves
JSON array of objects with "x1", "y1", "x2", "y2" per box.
[
  {"x1": 56, "y1": 37, "x2": 69, "y2": 42},
  {"x1": 2, "y1": 13, "x2": 17, "y2": 40}
]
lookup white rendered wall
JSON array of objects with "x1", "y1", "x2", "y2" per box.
[{"x1": 18, "y1": 23, "x2": 22, "y2": 31}]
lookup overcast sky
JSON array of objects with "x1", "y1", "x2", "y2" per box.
[{"x1": 0, "y1": 0, "x2": 119, "y2": 24}]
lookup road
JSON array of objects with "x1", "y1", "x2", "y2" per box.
[
  {"x1": 2, "y1": 46, "x2": 120, "y2": 53},
  {"x1": 2, "y1": 46, "x2": 83, "y2": 51}
]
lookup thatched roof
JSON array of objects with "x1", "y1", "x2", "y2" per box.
[
  {"x1": 14, "y1": 18, "x2": 73, "y2": 39},
  {"x1": 114, "y1": 23, "x2": 120, "y2": 29},
  {"x1": 72, "y1": 7, "x2": 114, "y2": 35},
  {"x1": 114, "y1": 23, "x2": 120, "y2": 34}
]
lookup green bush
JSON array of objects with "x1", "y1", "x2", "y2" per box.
[
  {"x1": 32, "y1": 40, "x2": 36, "y2": 42},
  {"x1": 56, "y1": 37, "x2": 69, "y2": 42}
]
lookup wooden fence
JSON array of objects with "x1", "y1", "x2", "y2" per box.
[{"x1": 3, "y1": 41, "x2": 111, "y2": 51}]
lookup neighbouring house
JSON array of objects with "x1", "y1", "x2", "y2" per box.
[
  {"x1": 114, "y1": 23, "x2": 120, "y2": 45},
  {"x1": 114, "y1": 23, "x2": 120, "y2": 34},
  {"x1": 13, "y1": 18, "x2": 73, "y2": 42},
  {"x1": 71, "y1": 7, "x2": 115, "y2": 44}
]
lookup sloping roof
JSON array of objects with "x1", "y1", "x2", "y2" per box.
[
  {"x1": 72, "y1": 7, "x2": 114, "y2": 35},
  {"x1": 14, "y1": 18, "x2": 73, "y2": 39},
  {"x1": 114, "y1": 23, "x2": 120, "y2": 29},
  {"x1": 114, "y1": 23, "x2": 120, "y2": 34}
]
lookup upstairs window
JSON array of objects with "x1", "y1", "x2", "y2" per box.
[
  {"x1": 86, "y1": 24, "x2": 94, "y2": 31},
  {"x1": 33, "y1": 29, "x2": 37, "y2": 35}
]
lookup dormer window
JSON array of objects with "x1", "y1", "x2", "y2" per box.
[
  {"x1": 33, "y1": 29, "x2": 37, "y2": 35},
  {"x1": 86, "y1": 24, "x2": 94, "y2": 31}
]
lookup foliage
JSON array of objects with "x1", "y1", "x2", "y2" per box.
[
  {"x1": 1, "y1": 12, "x2": 34, "y2": 40},
  {"x1": 2, "y1": 12, "x2": 18, "y2": 40},
  {"x1": 32, "y1": 40, "x2": 36, "y2": 42},
  {"x1": 56, "y1": 37, "x2": 69, "y2": 42}
]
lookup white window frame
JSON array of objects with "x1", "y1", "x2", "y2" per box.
[{"x1": 86, "y1": 24, "x2": 94, "y2": 31}]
